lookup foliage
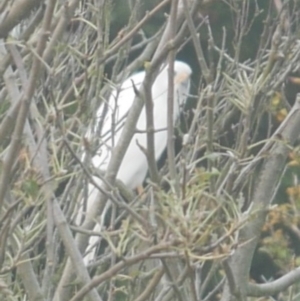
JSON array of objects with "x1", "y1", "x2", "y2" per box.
[{"x1": 1, "y1": 1, "x2": 300, "y2": 301}]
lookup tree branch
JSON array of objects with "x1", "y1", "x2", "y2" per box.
[
  {"x1": 0, "y1": 0, "x2": 55, "y2": 216},
  {"x1": 221, "y1": 95, "x2": 300, "y2": 300},
  {"x1": 167, "y1": 0, "x2": 180, "y2": 196},
  {"x1": 0, "y1": 0, "x2": 41, "y2": 38},
  {"x1": 70, "y1": 241, "x2": 174, "y2": 301},
  {"x1": 247, "y1": 267, "x2": 300, "y2": 297}
]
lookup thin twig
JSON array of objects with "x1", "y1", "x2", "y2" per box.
[{"x1": 70, "y1": 241, "x2": 174, "y2": 301}]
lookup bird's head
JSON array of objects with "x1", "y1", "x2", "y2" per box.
[{"x1": 173, "y1": 61, "x2": 192, "y2": 106}]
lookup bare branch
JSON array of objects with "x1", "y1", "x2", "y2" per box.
[
  {"x1": 247, "y1": 267, "x2": 300, "y2": 297},
  {"x1": 0, "y1": 0, "x2": 56, "y2": 215},
  {"x1": 0, "y1": 0, "x2": 41, "y2": 38},
  {"x1": 167, "y1": 0, "x2": 179, "y2": 195},
  {"x1": 70, "y1": 241, "x2": 174, "y2": 301},
  {"x1": 222, "y1": 95, "x2": 300, "y2": 299}
]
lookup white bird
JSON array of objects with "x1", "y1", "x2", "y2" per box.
[{"x1": 78, "y1": 61, "x2": 192, "y2": 263}]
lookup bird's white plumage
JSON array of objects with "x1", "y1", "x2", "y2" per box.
[{"x1": 78, "y1": 61, "x2": 192, "y2": 263}]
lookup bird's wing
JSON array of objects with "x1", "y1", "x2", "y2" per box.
[
  {"x1": 89, "y1": 71, "x2": 146, "y2": 170},
  {"x1": 79, "y1": 71, "x2": 145, "y2": 263},
  {"x1": 80, "y1": 62, "x2": 192, "y2": 264}
]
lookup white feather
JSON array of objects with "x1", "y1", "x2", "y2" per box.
[{"x1": 78, "y1": 61, "x2": 192, "y2": 263}]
